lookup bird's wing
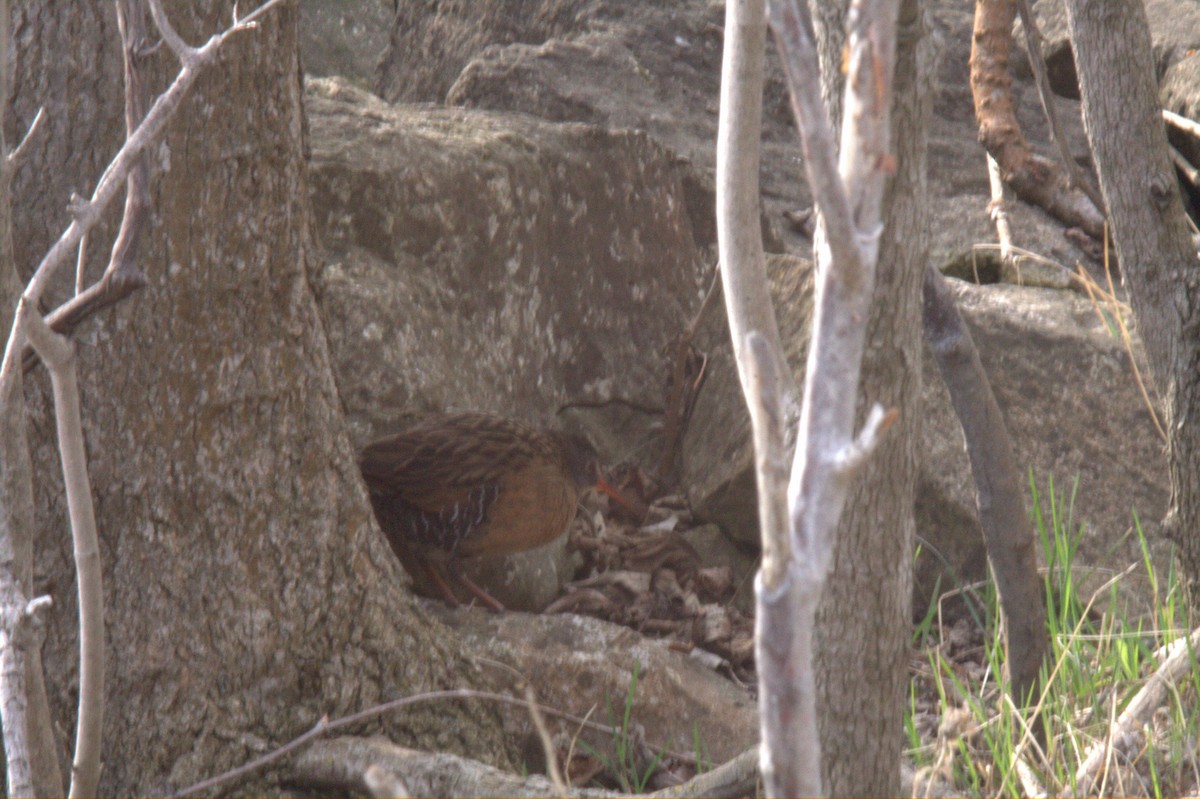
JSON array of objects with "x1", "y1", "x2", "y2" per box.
[{"x1": 358, "y1": 413, "x2": 543, "y2": 503}]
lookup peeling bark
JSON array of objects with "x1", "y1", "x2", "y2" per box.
[{"x1": 970, "y1": 0, "x2": 1104, "y2": 237}]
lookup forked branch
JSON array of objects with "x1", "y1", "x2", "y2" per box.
[{"x1": 716, "y1": 0, "x2": 900, "y2": 794}]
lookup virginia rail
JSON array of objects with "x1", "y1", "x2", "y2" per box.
[{"x1": 358, "y1": 412, "x2": 599, "y2": 611}]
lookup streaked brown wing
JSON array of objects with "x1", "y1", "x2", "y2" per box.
[{"x1": 358, "y1": 412, "x2": 548, "y2": 508}]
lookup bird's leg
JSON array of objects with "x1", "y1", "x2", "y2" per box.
[
  {"x1": 416, "y1": 554, "x2": 463, "y2": 609},
  {"x1": 446, "y1": 558, "x2": 506, "y2": 613}
]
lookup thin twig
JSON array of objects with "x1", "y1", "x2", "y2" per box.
[
  {"x1": 173, "y1": 688, "x2": 698, "y2": 797},
  {"x1": 107, "y1": 0, "x2": 153, "y2": 291},
  {"x1": 1168, "y1": 144, "x2": 1200, "y2": 190},
  {"x1": 73, "y1": 234, "x2": 88, "y2": 297},
  {"x1": 832, "y1": 404, "x2": 897, "y2": 478},
  {"x1": 564, "y1": 703, "x2": 598, "y2": 790},
  {"x1": 987, "y1": 154, "x2": 1015, "y2": 264},
  {"x1": 525, "y1": 685, "x2": 568, "y2": 793},
  {"x1": 656, "y1": 265, "x2": 721, "y2": 481},
  {"x1": 6, "y1": 106, "x2": 45, "y2": 171},
  {"x1": 19, "y1": 300, "x2": 103, "y2": 799},
  {"x1": 1163, "y1": 108, "x2": 1200, "y2": 141},
  {"x1": 145, "y1": 0, "x2": 191, "y2": 59}
]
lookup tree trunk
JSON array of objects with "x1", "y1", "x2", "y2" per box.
[
  {"x1": 0, "y1": 3, "x2": 63, "y2": 791},
  {"x1": 12, "y1": 2, "x2": 509, "y2": 793},
  {"x1": 810, "y1": 0, "x2": 929, "y2": 794},
  {"x1": 1060, "y1": 0, "x2": 1200, "y2": 593}
]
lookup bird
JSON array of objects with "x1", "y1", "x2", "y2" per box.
[{"x1": 357, "y1": 411, "x2": 600, "y2": 611}]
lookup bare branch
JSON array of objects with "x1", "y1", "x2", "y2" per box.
[
  {"x1": 19, "y1": 300, "x2": 104, "y2": 799},
  {"x1": 970, "y1": 0, "x2": 1104, "y2": 237},
  {"x1": 1074, "y1": 626, "x2": 1200, "y2": 795},
  {"x1": 744, "y1": 330, "x2": 790, "y2": 577},
  {"x1": 774, "y1": 0, "x2": 899, "y2": 575},
  {"x1": 146, "y1": 0, "x2": 192, "y2": 60},
  {"x1": 986, "y1": 152, "x2": 1052, "y2": 284},
  {"x1": 714, "y1": 0, "x2": 790, "y2": 421},
  {"x1": 1168, "y1": 144, "x2": 1200, "y2": 191},
  {"x1": 1164, "y1": 108, "x2": 1200, "y2": 140},
  {"x1": 108, "y1": 0, "x2": 153, "y2": 290},
  {"x1": 747, "y1": 0, "x2": 900, "y2": 794},
  {"x1": 922, "y1": 264, "x2": 1047, "y2": 710},
  {"x1": 832, "y1": 403, "x2": 897, "y2": 478},
  {"x1": 769, "y1": 0, "x2": 863, "y2": 288},
  {"x1": 6, "y1": 106, "x2": 45, "y2": 171},
  {"x1": 0, "y1": 588, "x2": 53, "y2": 797},
  {"x1": 148, "y1": 0, "x2": 284, "y2": 65},
  {"x1": 987, "y1": 154, "x2": 1015, "y2": 262}
]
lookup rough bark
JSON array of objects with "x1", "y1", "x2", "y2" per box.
[
  {"x1": 12, "y1": 2, "x2": 510, "y2": 793},
  {"x1": 1060, "y1": 0, "x2": 1200, "y2": 594},
  {"x1": 0, "y1": 2, "x2": 62, "y2": 791},
  {"x1": 810, "y1": 0, "x2": 929, "y2": 794}
]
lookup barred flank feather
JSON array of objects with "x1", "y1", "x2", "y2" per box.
[{"x1": 357, "y1": 413, "x2": 599, "y2": 597}]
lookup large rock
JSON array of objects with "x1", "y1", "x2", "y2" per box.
[
  {"x1": 920, "y1": 281, "x2": 1168, "y2": 610},
  {"x1": 305, "y1": 77, "x2": 713, "y2": 608},
  {"x1": 309, "y1": 0, "x2": 1174, "y2": 617},
  {"x1": 376, "y1": 0, "x2": 1096, "y2": 288},
  {"x1": 378, "y1": 0, "x2": 802, "y2": 244},
  {"x1": 684, "y1": 261, "x2": 1169, "y2": 613},
  {"x1": 431, "y1": 608, "x2": 757, "y2": 766},
  {"x1": 377, "y1": 0, "x2": 599, "y2": 105},
  {"x1": 299, "y1": 0, "x2": 393, "y2": 88},
  {"x1": 1017, "y1": 0, "x2": 1200, "y2": 100}
]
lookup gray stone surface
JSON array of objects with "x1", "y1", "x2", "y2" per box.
[
  {"x1": 431, "y1": 607, "x2": 757, "y2": 764},
  {"x1": 303, "y1": 0, "x2": 1179, "y2": 616},
  {"x1": 1018, "y1": 0, "x2": 1200, "y2": 99},
  {"x1": 306, "y1": 77, "x2": 714, "y2": 607},
  {"x1": 299, "y1": 0, "x2": 392, "y2": 87},
  {"x1": 683, "y1": 257, "x2": 1167, "y2": 612}
]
